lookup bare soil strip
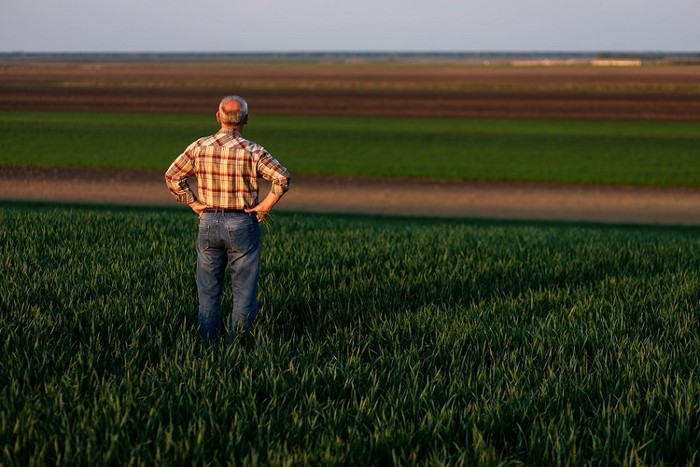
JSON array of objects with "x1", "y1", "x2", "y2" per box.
[
  {"x1": 2, "y1": 166, "x2": 699, "y2": 225},
  {"x1": 3, "y1": 62, "x2": 700, "y2": 120}
]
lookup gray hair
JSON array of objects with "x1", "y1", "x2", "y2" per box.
[{"x1": 218, "y1": 95, "x2": 249, "y2": 125}]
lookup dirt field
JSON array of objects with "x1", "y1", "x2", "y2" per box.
[
  {"x1": 2, "y1": 61, "x2": 700, "y2": 120},
  {"x1": 2, "y1": 60, "x2": 699, "y2": 224},
  {"x1": 2, "y1": 166, "x2": 699, "y2": 226}
]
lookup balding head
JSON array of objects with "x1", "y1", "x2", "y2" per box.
[{"x1": 217, "y1": 95, "x2": 249, "y2": 128}]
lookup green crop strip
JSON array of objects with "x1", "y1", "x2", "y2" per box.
[
  {"x1": 1, "y1": 111, "x2": 699, "y2": 186},
  {"x1": 2, "y1": 203, "x2": 699, "y2": 464}
]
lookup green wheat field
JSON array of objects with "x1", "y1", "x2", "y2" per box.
[
  {"x1": 2, "y1": 204, "x2": 699, "y2": 465},
  {"x1": 1, "y1": 111, "x2": 699, "y2": 186}
]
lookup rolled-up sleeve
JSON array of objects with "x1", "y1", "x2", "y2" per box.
[
  {"x1": 257, "y1": 150, "x2": 290, "y2": 196},
  {"x1": 165, "y1": 149, "x2": 197, "y2": 204}
]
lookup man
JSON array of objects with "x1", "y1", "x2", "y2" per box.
[{"x1": 165, "y1": 95, "x2": 290, "y2": 342}]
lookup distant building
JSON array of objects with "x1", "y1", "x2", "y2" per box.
[{"x1": 591, "y1": 59, "x2": 642, "y2": 67}]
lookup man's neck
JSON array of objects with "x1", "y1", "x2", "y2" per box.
[{"x1": 221, "y1": 124, "x2": 243, "y2": 133}]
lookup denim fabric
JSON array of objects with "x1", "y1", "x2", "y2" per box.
[{"x1": 196, "y1": 211, "x2": 261, "y2": 342}]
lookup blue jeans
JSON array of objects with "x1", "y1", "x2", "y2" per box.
[{"x1": 196, "y1": 211, "x2": 261, "y2": 342}]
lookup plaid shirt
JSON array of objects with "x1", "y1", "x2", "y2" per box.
[{"x1": 165, "y1": 129, "x2": 290, "y2": 209}]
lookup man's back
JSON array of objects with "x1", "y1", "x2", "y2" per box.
[{"x1": 165, "y1": 128, "x2": 289, "y2": 211}]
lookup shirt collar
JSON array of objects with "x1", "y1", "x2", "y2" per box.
[{"x1": 218, "y1": 128, "x2": 241, "y2": 137}]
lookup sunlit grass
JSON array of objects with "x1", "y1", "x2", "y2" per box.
[{"x1": 2, "y1": 203, "x2": 699, "y2": 464}]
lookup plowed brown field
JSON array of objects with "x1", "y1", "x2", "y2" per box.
[{"x1": 2, "y1": 61, "x2": 700, "y2": 120}]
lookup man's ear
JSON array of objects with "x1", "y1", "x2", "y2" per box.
[{"x1": 243, "y1": 114, "x2": 249, "y2": 125}]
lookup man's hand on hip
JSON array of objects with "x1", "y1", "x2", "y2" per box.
[
  {"x1": 245, "y1": 205, "x2": 270, "y2": 223},
  {"x1": 188, "y1": 200, "x2": 207, "y2": 217},
  {"x1": 245, "y1": 191, "x2": 283, "y2": 223}
]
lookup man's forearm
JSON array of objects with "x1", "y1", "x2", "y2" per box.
[{"x1": 257, "y1": 191, "x2": 283, "y2": 212}]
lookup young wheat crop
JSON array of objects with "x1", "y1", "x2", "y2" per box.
[{"x1": 1, "y1": 204, "x2": 699, "y2": 465}]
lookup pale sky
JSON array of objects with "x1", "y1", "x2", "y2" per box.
[{"x1": 1, "y1": 0, "x2": 698, "y2": 53}]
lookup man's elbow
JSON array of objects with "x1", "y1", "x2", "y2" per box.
[{"x1": 272, "y1": 177, "x2": 290, "y2": 196}]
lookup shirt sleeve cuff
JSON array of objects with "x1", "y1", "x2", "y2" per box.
[
  {"x1": 172, "y1": 190, "x2": 195, "y2": 205},
  {"x1": 271, "y1": 179, "x2": 290, "y2": 195}
]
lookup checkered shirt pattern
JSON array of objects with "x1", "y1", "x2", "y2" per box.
[{"x1": 165, "y1": 129, "x2": 290, "y2": 209}]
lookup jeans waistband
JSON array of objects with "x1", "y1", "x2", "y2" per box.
[{"x1": 203, "y1": 208, "x2": 247, "y2": 214}]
